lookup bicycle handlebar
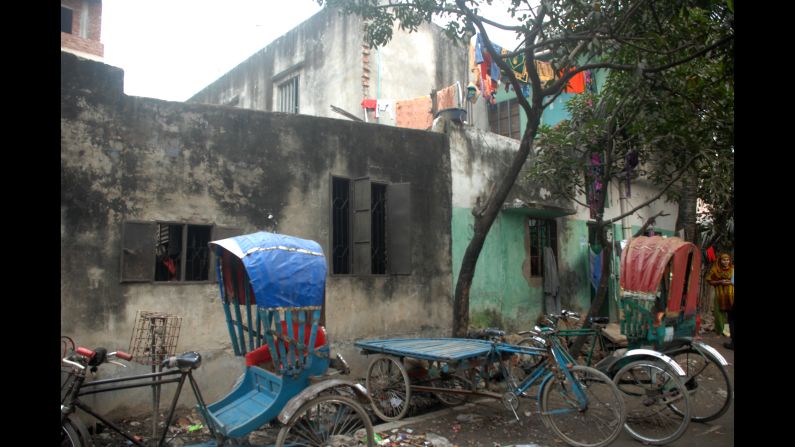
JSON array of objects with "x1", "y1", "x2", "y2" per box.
[{"x1": 63, "y1": 346, "x2": 133, "y2": 369}]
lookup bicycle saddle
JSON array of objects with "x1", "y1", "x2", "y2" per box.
[
  {"x1": 589, "y1": 317, "x2": 609, "y2": 325},
  {"x1": 162, "y1": 351, "x2": 202, "y2": 370}
]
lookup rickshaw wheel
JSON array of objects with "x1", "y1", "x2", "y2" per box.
[
  {"x1": 669, "y1": 347, "x2": 733, "y2": 422},
  {"x1": 612, "y1": 360, "x2": 691, "y2": 445},
  {"x1": 540, "y1": 365, "x2": 625, "y2": 447},
  {"x1": 365, "y1": 354, "x2": 411, "y2": 421},
  {"x1": 275, "y1": 394, "x2": 374, "y2": 447},
  {"x1": 433, "y1": 373, "x2": 472, "y2": 406}
]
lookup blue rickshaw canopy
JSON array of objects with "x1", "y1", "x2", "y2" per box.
[{"x1": 209, "y1": 231, "x2": 326, "y2": 309}]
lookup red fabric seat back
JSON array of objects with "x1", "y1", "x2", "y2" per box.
[{"x1": 245, "y1": 323, "x2": 327, "y2": 367}]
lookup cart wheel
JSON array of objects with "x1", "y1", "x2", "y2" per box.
[
  {"x1": 433, "y1": 373, "x2": 472, "y2": 406},
  {"x1": 275, "y1": 394, "x2": 374, "y2": 447},
  {"x1": 540, "y1": 365, "x2": 625, "y2": 447},
  {"x1": 669, "y1": 347, "x2": 732, "y2": 422},
  {"x1": 365, "y1": 354, "x2": 411, "y2": 421},
  {"x1": 612, "y1": 360, "x2": 691, "y2": 445}
]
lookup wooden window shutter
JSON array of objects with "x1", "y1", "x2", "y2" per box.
[
  {"x1": 387, "y1": 183, "x2": 412, "y2": 275},
  {"x1": 353, "y1": 177, "x2": 371, "y2": 275}
]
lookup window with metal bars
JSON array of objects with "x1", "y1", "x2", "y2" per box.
[
  {"x1": 332, "y1": 177, "x2": 351, "y2": 274},
  {"x1": 488, "y1": 98, "x2": 521, "y2": 139},
  {"x1": 331, "y1": 176, "x2": 411, "y2": 275},
  {"x1": 528, "y1": 218, "x2": 558, "y2": 277},
  {"x1": 121, "y1": 222, "x2": 241, "y2": 283},
  {"x1": 278, "y1": 76, "x2": 299, "y2": 114}
]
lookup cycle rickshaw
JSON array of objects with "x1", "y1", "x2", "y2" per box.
[
  {"x1": 617, "y1": 235, "x2": 733, "y2": 424},
  {"x1": 61, "y1": 231, "x2": 374, "y2": 446}
]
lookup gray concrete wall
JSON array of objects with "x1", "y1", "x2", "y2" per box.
[
  {"x1": 187, "y1": 7, "x2": 469, "y2": 125},
  {"x1": 62, "y1": 52, "x2": 452, "y2": 414}
]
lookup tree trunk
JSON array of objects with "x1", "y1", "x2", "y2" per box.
[{"x1": 452, "y1": 111, "x2": 541, "y2": 337}]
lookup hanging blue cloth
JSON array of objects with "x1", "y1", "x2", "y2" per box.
[{"x1": 590, "y1": 247, "x2": 603, "y2": 291}]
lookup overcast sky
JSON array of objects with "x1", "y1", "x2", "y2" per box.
[{"x1": 101, "y1": 0, "x2": 524, "y2": 102}]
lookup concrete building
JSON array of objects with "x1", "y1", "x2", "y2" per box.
[
  {"x1": 61, "y1": 0, "x2": 104, "y2": 62},
  {"x1": 61, "y1": 5, "x2": 680, "y2": 415},
  {"x1": 186, "y1": 6, "x2": 679, "y2": 327}
]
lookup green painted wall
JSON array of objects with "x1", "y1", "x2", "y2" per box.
[
  {"x1": 451, "y1": 208, "x2": 633, "y2": 331},
  {"x1": 452, "y1": 208, "x2": 542, "y2": 331}
]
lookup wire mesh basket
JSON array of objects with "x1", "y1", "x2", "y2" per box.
[{"x1": 128, "y1": 311, "x2": 182, "y2": 366}]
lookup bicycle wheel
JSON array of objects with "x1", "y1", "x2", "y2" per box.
[
  {"x1": 365, "y1": 354, "x2": 411, "y2": 421},
  {"x1": 275, "y1": 394, "x2": 374, "y2": 447},
  {"x1": 61, "y1": 418, "x2": 89, "y2": 447},
  {"x1": 433, "y1": 373, "x2": 472, "y2": 406},
  {"x1": 669, "y1": 347, "x2": 732, "y2": 422},
  {"x1": 540, "y1": 365, "x2": 625, "y2": 447},
  {"x1": 612, "y1": 360, "x2": 690, "y2": 445}
]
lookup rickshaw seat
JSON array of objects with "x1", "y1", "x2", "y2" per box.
[{"x1": 204, "y1": 365, "x2": 287, "y2": 438}]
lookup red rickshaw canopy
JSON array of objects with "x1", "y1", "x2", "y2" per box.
[{"x1": 619, "y1": 236, "x2": 701, "y2": 316}]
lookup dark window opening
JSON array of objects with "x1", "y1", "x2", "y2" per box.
[
  {"x1": 528, "y1": 218, "x2": 557, "y2": 277},
  {"x1": 332, "y1": 177, "x2": 351, "y2": 274},
  {"x1": 371, "y1": 183, "x2": 387, "y2": 274},
  {"x1": 278, "y1": 76, "x2": 299, "y2": 114},
  {"x1": 489, "y1": 98, "x2": 521, "y2": 140},
  {"x1": 61, "y1": 7, "x2": 73, "y2": 34},
  {"x1": 185, "y1": 226, "x2": 212, "y2": 281},
  {"x1": 155, "y1": 223, "x2": 212, "y2": 282}
]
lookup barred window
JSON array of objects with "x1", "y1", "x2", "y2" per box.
[
  {"x1": 331, "y1": 176, "x2": 411, "y2": 275},
  {"x1": 278, "y1": 76, "x2": 299, "y2": 114}
]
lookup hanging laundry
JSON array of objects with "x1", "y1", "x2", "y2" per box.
[
  {"x1": 376, "y1": 99, "x2": 394, "y2": 119},
  {"x1": 590, "y1": 246, "x2": 603, "y2": 292},
  {"x1": 395, "y1": 95, "x2": 433, "y2": 130},
  {"x1": 503, "y1": 50, "x2": 529, "y2": 83},
  {"x1": 705, "y1": 246, "x2": 717, "y2": 263},
  {"x1": 360, "y1": 98, "x2": 377, "y2": 109},
  {"x1": 559, "y1": 68, "x2": 586, "y2": 94},
  {"x1": 535, "y1": 60, "x2": 554, "y2": 82}
]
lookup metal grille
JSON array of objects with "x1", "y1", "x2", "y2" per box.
[
  {"x1": 278, "y1": 76, "x2": 299, "y2": 114},
  {"x1": 332, "y1": 177, "x2": 351, "y2": 274},
  {"x1": 371, "y1": 183, "x2": 387, "y2": 274},
  {"x1": 128, "y1": 311, "x2": 182, "y2": 366}
]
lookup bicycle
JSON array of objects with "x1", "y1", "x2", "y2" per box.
[
  {"x1": 514, "y1": 310, "x2": 693, "y2": 445},
  {"x1": 61, "y1": 344, "x2": 373, "y2": 446}
]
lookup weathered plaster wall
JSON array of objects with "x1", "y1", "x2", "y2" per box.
[
  {"x1": 187, "y1": 7, "x2": 468, "y2": 126},
  {"x1": 62, "y1": 52, "x2": 452, "y2": 413},
  {"x1": 446, "y1": 124, "x2": 574, "y2": 331}
]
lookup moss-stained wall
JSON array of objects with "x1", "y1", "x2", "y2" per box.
[{"x1": 61, "y1": 52, "x2": 452, "y2": 413}]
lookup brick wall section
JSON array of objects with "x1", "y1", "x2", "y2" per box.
[{"x1": 61, "y1": 0, "x2": 104, "y2": 58}]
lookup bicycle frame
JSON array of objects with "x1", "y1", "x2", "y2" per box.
[
  {"x1": 61, "y1": 365, "x2": 215, "y2": 447},
  {"x1": 492, "y1": 338, "x2": 589, "y2": 411}
]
